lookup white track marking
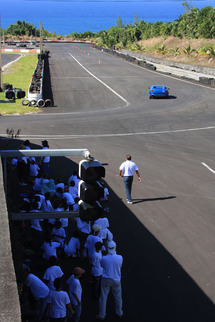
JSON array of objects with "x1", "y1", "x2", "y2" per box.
[
  {"x1": 68, "y1": 52, "x2": 129, "y2": 106},
  {"x1": 2, "y1": 54, "x2": 23, "y2": 71},
  {"x1": 201, "y1": 162, "x2": 215, "y2": 175},
  {"x1": 1, "y1": 125, "x2": 215, "y2": 140}
]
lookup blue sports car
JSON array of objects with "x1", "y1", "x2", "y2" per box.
[{"x1": 149, "y1": 85, "x2": 169, "y2": 99}]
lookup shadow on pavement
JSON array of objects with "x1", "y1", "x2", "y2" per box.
[
  {"x1": 2, "y1": 137, "x2": 215, "y2": 322},
  {"x1": 132, "y1": 196, "x2": 176, "y2": 204}
]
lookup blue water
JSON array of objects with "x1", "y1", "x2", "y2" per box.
[{"x1": 1, "y1": 0, "x2": 214, "y2": 35}]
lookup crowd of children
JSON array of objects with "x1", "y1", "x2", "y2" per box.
[{"x1": 12, "y1": 140, "x2": 113, "y2": 321}]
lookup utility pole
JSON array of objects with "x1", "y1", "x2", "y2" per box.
[
  {"x1": 40, "y1": 21, "x2": 43, "y2": 55},
  {"x1": 0, "y1": 16, "x2": 2, "y2": 92}
]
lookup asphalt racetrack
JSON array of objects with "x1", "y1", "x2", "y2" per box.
[
  {"x1": 1, "y1": 43, "x2": 215, "y2": 321},
  {"x1": 2, "y1": 53, "x2": 22, "y2": 68}
]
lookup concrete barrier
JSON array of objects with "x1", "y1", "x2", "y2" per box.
[
  {"x1": 0, "y1": 159, "x2": 21, "y2": 321},
  {"x1": 120, "y1": 49, "x2": 215, "y2": 77}
]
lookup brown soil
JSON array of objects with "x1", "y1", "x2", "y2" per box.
[{"x1": 138, "y1": 36, "x2": 215, "y2": 68}]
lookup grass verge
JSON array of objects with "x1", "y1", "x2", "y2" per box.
[{"x1": 0, "y1": 54, "x2": 41, "y2": 115}]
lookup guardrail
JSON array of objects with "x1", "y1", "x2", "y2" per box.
[{"x1": 0, "y1": 148, "x2": 90, "y2": 194}]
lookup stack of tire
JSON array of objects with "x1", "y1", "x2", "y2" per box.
[{"x1": 22, "y1": 51, "x2": 52, "y2": 108}]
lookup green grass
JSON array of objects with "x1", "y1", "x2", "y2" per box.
[{"x1": 0, "y1": 54, "x2": 40, "y2": 115}]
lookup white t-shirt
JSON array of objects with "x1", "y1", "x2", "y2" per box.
[
  {"x1": 43, "y1": 265, "x2": 64, "y2": 291},
  {"x1": 41, "y1": 146, "x2": 50, "y2": 163},
  {"x1": 100, "y1": 253, "x2": 123, "y2": 282},
  {"x1": 63, "y1": 192, "x2": 74, "y2": 206},
  {"x1": 69, "y1": 186, "x2": 78, "y2": 199},
  {"x1": 42, "y1": 199, "x2": 53, "y2": 212},
  {"x1": 33, "y1": 178, "x2": 42, "y2": 191},
  {"x1": 68, "y1": 175, "x2": 80, "y2": 189},
  {"x1": 51, "y1": 227, "x2": 66, "y2": 245},
  {"x1": 119, "y1": 160, "x2": 138, "y2": 177},
  {"x1": 31, "y1": 218, "x2": 43, "y2": 231},
  {"x1": 76, "y1": 217, "x2": 91, "y2": 234},
  {"x1": 94, "y1": 217, "x2": 109, "y2": 230},
  {"x1": 42, "y1": 241, "x2": 61, "y2": 260},
  {"x1": 91, "y1": 250, "x2": 103, "y2": 277},
  {"x1": 26, "y1": 273, "x2": 50, "y2": 299},
  {"x1": 30, "y1": 210, "x2": 43, "y2": 231},
  {"x1": 99, "y1": 228, "x2": 113, "y2": 242},
  {"x1": 19, "y1": 156, "x2": 28, "y2": 164},
  {"x1": 64, "y1": 237, "x2": 80, "y2": 256},
  {"x1": 35, "y1": 194, "x2": 45, "y2": 204},
  {"x1": 11, "y1": 158, "x2": 18, "y2": 166},
  {"x1": 101, "y1": 187, "x2": 109, "y2": 201},
  {"x1": 85, "y1": 235, "x2": 103, "y2": 259},
  {"x1": 55, "y1": 183, "x2": 65, "y2": 191},
  {"x1": 73, "y1": 203, "x2": 79, "y2": 212},
  {"x1": 30, "y1": 163, "x2": 40, "y2": 177},
  {"x1": 48, "y1": 290, "x2": 70, "y2": 318},
  {"x1": 67, "y1": 275, "x2": 82, "y2": 305}
]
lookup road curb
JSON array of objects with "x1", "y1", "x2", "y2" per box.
[{"x1": 2, "y1": 48, "x2": 40, "y2": 53}]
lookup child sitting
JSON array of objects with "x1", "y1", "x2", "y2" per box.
[
  {"x1": 29, "y1": 158, "x2": 40, "y2": 180},
  {"x1": 64, "y1": 230, "x2": 81, "y2": 257},
  {"x1": 41, "y1": 233, "x2": 61, "y2": 260},
  {"x1": 51, "y1": 220, "x2": 66, "y2": 246}
]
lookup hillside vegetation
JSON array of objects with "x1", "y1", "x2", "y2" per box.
[{"x1": 130, "y1": 36, "x2": 215, "y2": 68}]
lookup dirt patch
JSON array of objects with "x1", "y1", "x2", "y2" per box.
[
  {"x1": 138, "y1": 36, "x2": 215, "y2": 68},
  {"x1": 140, "y1": 36, "x2": 215, "y2": 51}
]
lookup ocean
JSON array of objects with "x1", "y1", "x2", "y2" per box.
[{"x1": 1, "y1": 0, "x2": 214, "y2": 35}]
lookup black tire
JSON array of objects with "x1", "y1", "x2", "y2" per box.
[
  {"x1": 37, "y1": 99, "x2": 45, "y2": 107},
  {"x1": 5, "y1": 90, "x2": 15, "y2": 99},
  {"x1": 45, "y1": 99, "x2": 53, "y2": 107},
  {"x1": 29, "y1": 100, "x2": 37, "y2": 106},
  {"x1": 17, "y1": 90, "x2": 26, "y2": 99},
  {"x1": 22, "y1": 98, "x2": 29, "y2": 106}
]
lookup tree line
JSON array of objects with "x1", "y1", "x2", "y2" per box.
[
  {"x1": 1, "y1": 5, "x2": 215, "y2": 47},
  {"x1": 1, "y1": 20, "x2": 54, "y2": 39},
  {"x1": 92, "y1": 6, "x2": 215, "y2": 48}
]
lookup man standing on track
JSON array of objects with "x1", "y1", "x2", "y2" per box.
[{"x1": 119, "y1": 154, "x2": 141, "y2": 204}]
